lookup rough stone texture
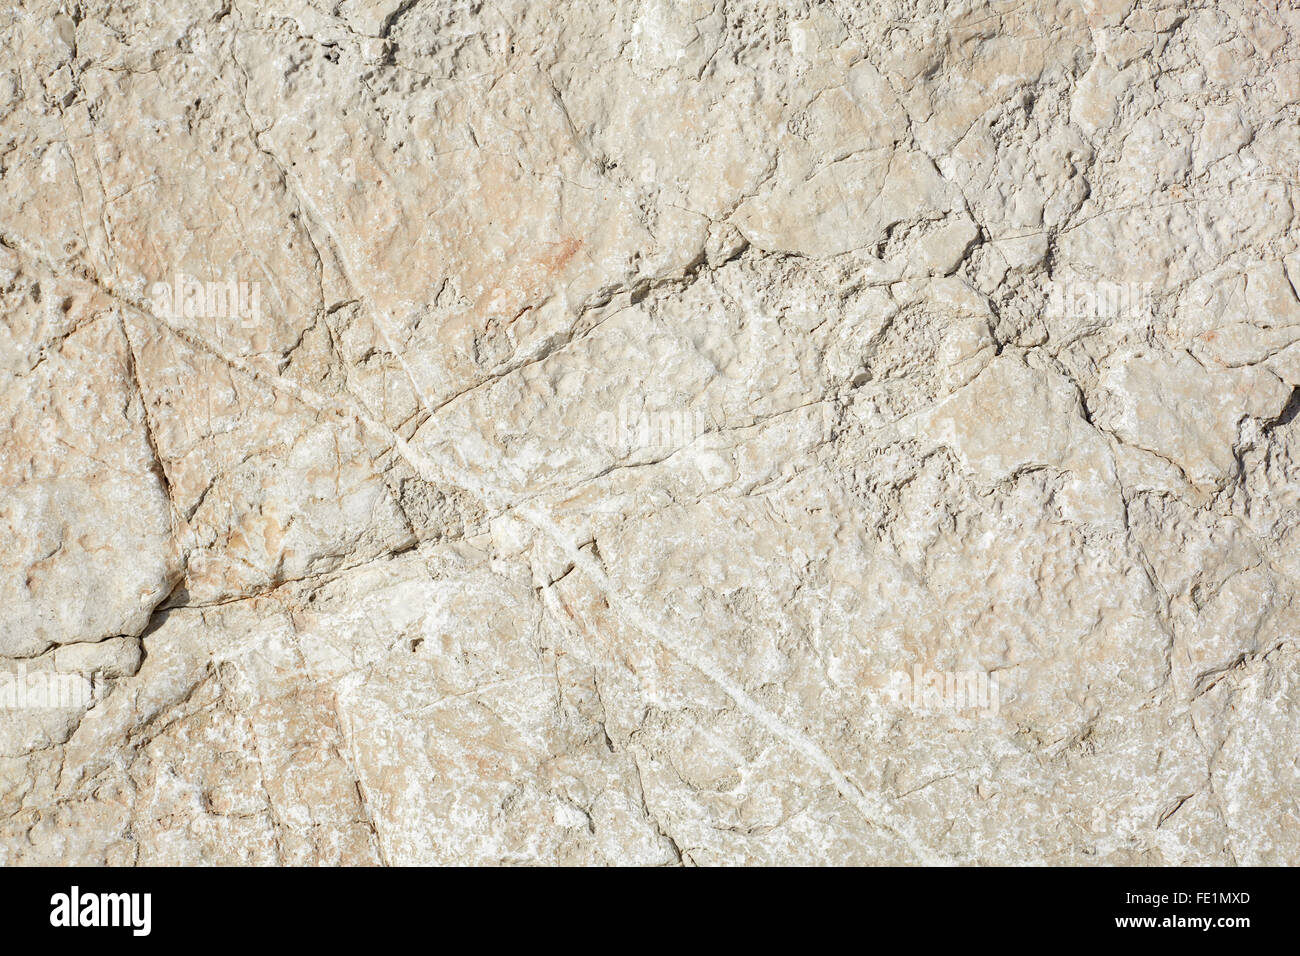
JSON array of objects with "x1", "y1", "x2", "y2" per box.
[{"x1": 1, "y1": 0, "x2": 1298, "y2": 865}]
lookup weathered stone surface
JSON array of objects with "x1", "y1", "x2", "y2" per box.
[{"x1": 1, "y1": 0, "x2": 1297, "y2": 865}]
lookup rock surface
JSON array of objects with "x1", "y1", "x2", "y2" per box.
[{"x1": 1, "y1": 0, "x2": 1298, "y2": 865}]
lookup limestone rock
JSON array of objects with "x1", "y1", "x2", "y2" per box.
[{"x1": 1, "y1": 0, "x2": 1297, "y2": 865}]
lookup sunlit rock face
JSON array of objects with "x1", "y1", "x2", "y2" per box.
[{"x1": 1, "y1": 0, "x2": 1297, "y2": 865}]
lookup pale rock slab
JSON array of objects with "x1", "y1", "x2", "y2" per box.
[{"x1": 1, "y1": 0, "x2": 1297, "y2": 866}]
